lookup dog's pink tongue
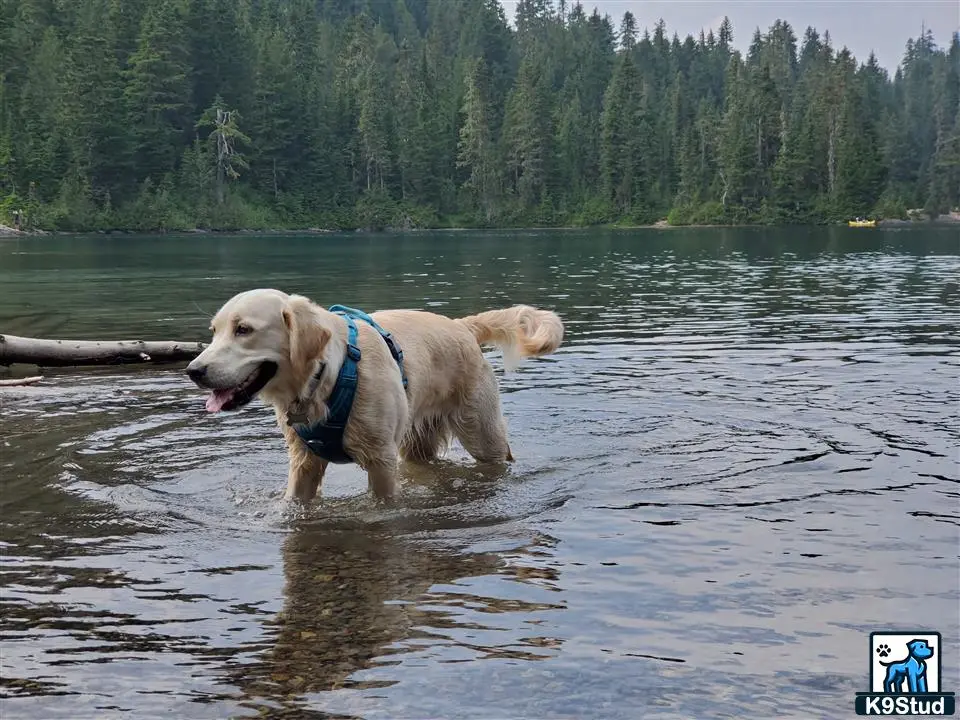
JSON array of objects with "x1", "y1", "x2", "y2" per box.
[{"x1": 205, "y1": 389, "x2": 234, "y2": 413}]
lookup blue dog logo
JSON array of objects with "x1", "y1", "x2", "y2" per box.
[
  {"x1": 879, "y1": 638, "x2": 935, "y2": 694},
  {"x1": 855, "y1": 631, "x2": 956, "y2": 716}
]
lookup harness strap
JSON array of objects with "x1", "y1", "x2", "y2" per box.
[
  {"x1": 328, "y1": 304, "x2": 408, "y2": 388},
  {"x1": 287, "y1": 305, "x2": 408, "y2": 464},
  {"x1": 291, "y1": 314, "x2": 361, "y2": 463}
]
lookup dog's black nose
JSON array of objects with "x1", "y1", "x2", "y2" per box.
[{"x1": 187, "y1": 365, "x2": 208, "y2": 384}]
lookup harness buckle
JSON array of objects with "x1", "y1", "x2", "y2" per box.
[
  {"x1": 286, "y1": 409, "x2": 309, "y2": 426},
  {"x1": 346, "y1": 343, "x2": 361, "y2": 362}
]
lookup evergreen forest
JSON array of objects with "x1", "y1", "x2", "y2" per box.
[{"x1": 2, "y1": 0, "x2": 958, "y2": 231}]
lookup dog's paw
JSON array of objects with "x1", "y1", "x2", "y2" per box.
[{"x1": 876, "y1": 644, "x2": 891, "y2": 658}]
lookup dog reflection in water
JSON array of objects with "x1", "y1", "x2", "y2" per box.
[{"x1": 222, "y1": 525, "x2": 564, "y2": 708}]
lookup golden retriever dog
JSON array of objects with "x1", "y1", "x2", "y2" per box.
[{"x1": 185, "y1": 289, "x2": 563, "y2": 502}]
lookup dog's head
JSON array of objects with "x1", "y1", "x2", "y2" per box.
[
  {"x1": 186, "y1": 289, "x2": 331, "y2": 412},
  {"x1": 907, "y1": 639, "x2": 934, "y2": 660}
]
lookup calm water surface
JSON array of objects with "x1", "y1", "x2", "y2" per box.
[{"x1": 1, "y1": 228, "x2": 958, "y2": 719}]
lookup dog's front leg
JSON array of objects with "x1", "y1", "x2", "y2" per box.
[
  {"x1": 285, "y1": 455, "x2": 327, "y2": 503},
  {"x1": 907, "y1": 665, "x2": 924, "y2": 694},
  {"x1": 365, "y1": 455, "x2": 399, "y2": 500},
  {"x1": 281, "y1": 424, "x2": 327, "y2": 503}
]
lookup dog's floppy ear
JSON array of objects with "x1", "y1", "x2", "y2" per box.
[{"x1": 282, "y1": 295, "x2": 331, "y2": 378}]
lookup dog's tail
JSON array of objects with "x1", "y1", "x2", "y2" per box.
[{"x1": 456, "y1": 305, "x2": 564, "y2": 371}]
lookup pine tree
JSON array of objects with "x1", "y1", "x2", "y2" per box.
[
  {"x1": 124, "y1": 0, "x2": 192, "y2": 183},
  {"x1": 187, "y1": 0, "x2": 253, "y2": 115},
  {"x1": 618, "y1": 11, "x2": 637, "y2": 51},
  {"x1": 503, "y1": 50, "x2": 552, "y2": 207},
  {"x1": 64, "y1": 0, "x2": 132, "y2": 201},
  {"x1": 600, "y1": 36, "x2": 641, "y2": 212},
  {"x1": 718, "y1": 52, "x2": 754, "y2": 211},
  {"x1": 927, "y1": 33, "x2": 960, "y2": 213},
  {"x1": 835, "y1": 60, "x2": 886, "y2": 216},
  {"x1": 514, "y1": 0, "x2": 553, "y2": 41},
  {"x1": 248, "y1": 24, "x2": 300, "y2": 200},
  {"x1": 4, "y1": 0, "x2": 57, "y2": 97},
  {"x1": 554, "y1": 86, "x2": 587, "y2": 202},
  {"x1": 396, "y1": 44, "x2": 442, "y2": 207},
  {"x1": 360, "y1": 25, "x2": 397, "y2": 194},
  {"x1": 16, "y1": 27, "x2": 66, "y2": 198},
  {"x1": 457, "y1": 57, "x2": 497, "y2": 219},
  {"x1": 0, "y1": 79, "x2": 15, "y2": 197}
]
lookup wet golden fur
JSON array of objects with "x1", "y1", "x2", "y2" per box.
[{"x1": 187, "y1": 289, "x2": 564, "y2": 502}]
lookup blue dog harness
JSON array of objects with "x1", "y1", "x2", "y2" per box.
[{"x1": 288, "y1": 305, "x2": 407, "y2": 464}]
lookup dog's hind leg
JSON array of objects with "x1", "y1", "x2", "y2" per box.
[
  {"x1": 453, "y1": 366, "x2": 513, "y2": 463},
  {"x1": 400, "y1": 416, "x2": 451, "y2": 463},
  {"x1": 884, "y1": 667, "x2": 905, "y2": 694}
]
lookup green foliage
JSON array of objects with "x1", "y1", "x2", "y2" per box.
[
  {"x1": 2, "y1": 1, "x2": 954, "y2": 231},
  {"x1": 873, "y1": 193, "x2": 908, "y2": 220},
  {"x1": 120, "y1": 178, "x2": 189, "y2": 232},
  {"x1": 666, "y1": 206, "x2": 693, "y2": 226},
  {"x1": 354, "y1": 189, "x2": 399, "y2": 231},
  {"x1": 1, "y1": 193, "x2": 25, "y2": 227},
  {"x1": 667, "y1": 201, "x2": 729, "y2": 226},
  {"x1": 571, "y1": 195, "x2": 613, "y2": 227}
]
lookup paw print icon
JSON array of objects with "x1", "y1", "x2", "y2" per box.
[{"x1": 876, "y1": 643, "x2": 892, "y2": 658}]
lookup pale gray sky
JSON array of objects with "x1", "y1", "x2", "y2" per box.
[{"x1": 499, "y1": 0, "x2": 959, "y2": 72}]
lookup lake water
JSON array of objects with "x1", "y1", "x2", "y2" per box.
[{"x1": 1, "y1": 227, "x2": 958, "y2": 719}]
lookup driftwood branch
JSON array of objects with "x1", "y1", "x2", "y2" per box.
[
  {"x1": 0, "y1": 334, "x2": 207, "y2": 368},
  {"x1": 0, "y1": 375, "x2": 43, "y2": 386}
]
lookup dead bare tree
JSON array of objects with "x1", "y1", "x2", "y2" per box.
[{"x1": 197, "y1": 97, "x2": 251, "y2": 205}]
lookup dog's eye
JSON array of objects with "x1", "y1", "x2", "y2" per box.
[{"x1": 235, "y1": 324, "x2": 253, "y2": 336}]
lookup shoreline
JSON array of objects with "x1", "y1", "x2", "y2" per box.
[{"x1": 2, "y1": 216, "x2": 957, "y2": 237}]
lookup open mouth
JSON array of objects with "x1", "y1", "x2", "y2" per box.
[{"x1": 205, "y1": 362, "x2": 278, "y2": 413}]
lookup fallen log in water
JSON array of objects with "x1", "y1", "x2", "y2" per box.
[
  {"x1": 0, "y1": 375, "x2": 43, "y2": 386},
  {"x1": 0, "y1": 334, "x2": 207, "y2": 368}
]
